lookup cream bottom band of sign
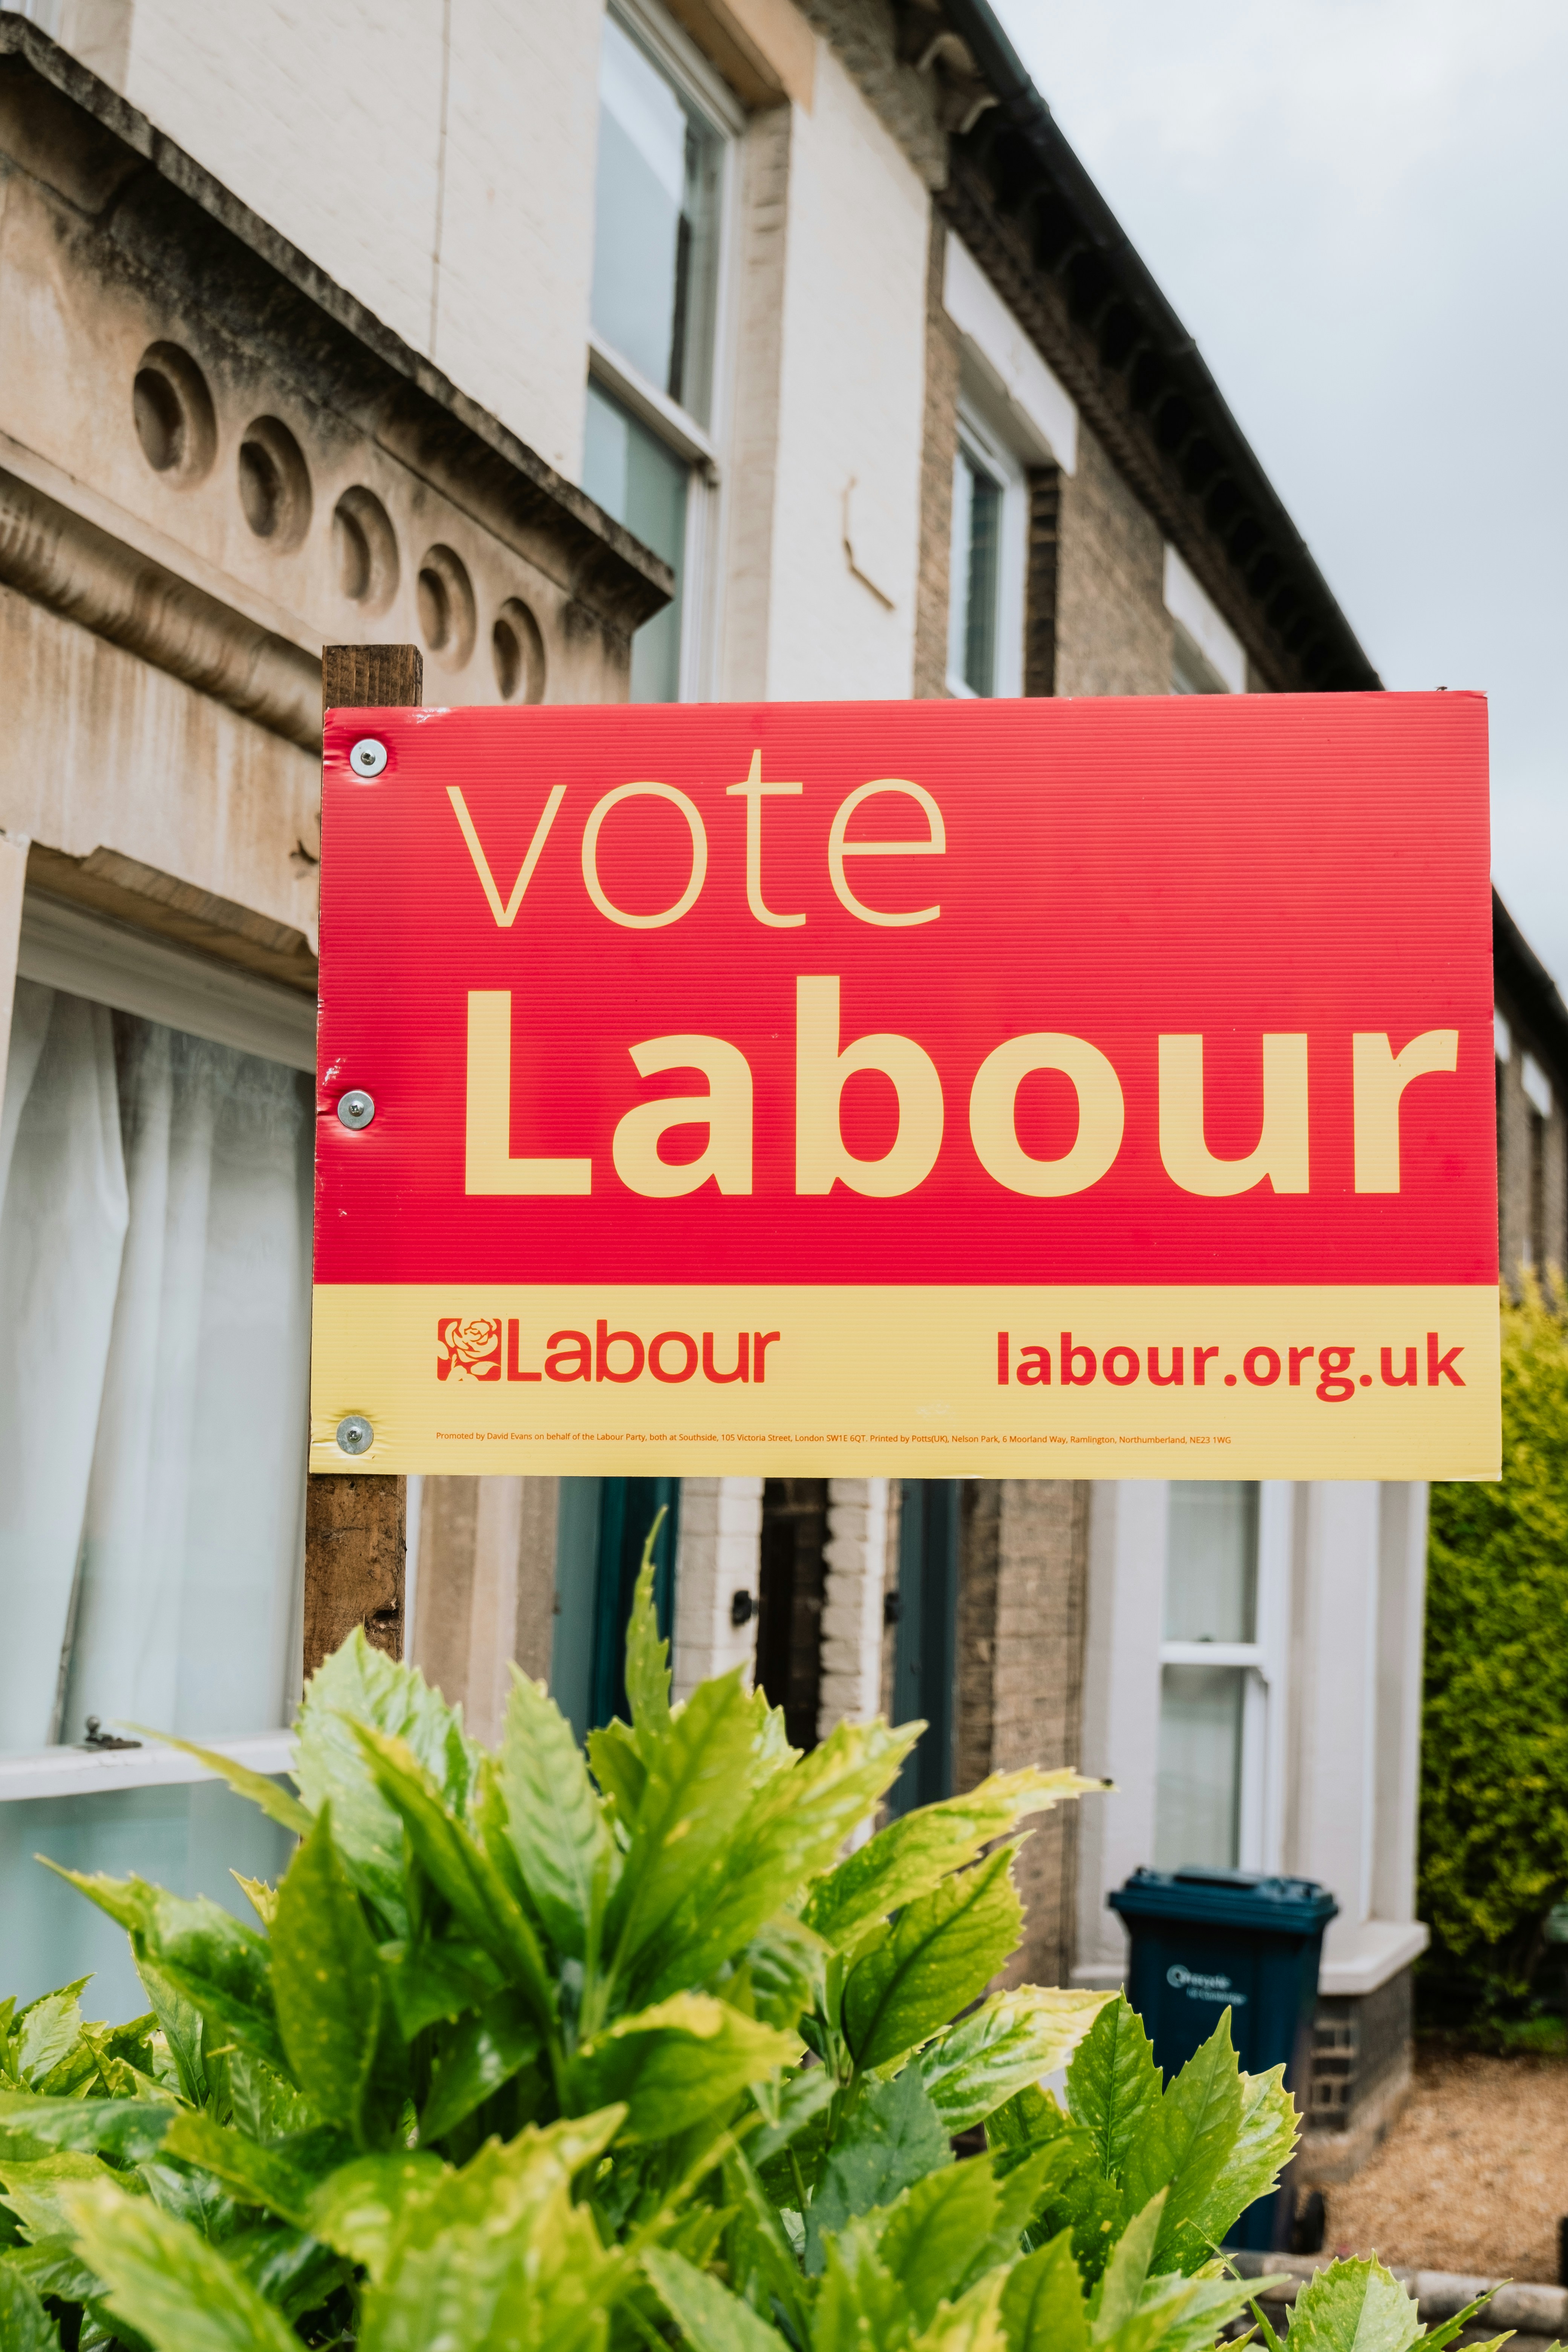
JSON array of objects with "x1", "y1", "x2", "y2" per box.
[{"x1": 308, "y1": 1284, "x2": 1501, "y2": 1481}]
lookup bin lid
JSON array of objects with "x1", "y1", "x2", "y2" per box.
[{"x1": 1109, "y1": 1865, "x2": 1338, "y2": 1934}]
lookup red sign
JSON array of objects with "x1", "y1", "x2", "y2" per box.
[{"x1": 310, "y1": 692, "x2": 1498, "y2": 1479}]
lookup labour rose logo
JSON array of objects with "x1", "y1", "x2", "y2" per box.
[{"x1": 436, "y1": 1316, "x2": 502, "y2": 1381}]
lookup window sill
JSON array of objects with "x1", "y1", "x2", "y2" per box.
[
  {"x1": 587, "y1": 333, "x2": 717, "y2": 473},
  {"x1": 0, "y1": 1730, "x2": 293, "y2": 1803}
]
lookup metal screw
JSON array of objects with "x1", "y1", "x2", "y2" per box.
[
  {"x1": 336, "y1": 1414, "x2": 374, "y2": 1456},
  {"x1": 348, "y1": 737, "x2": 388, "y2": 778},
  {"x1": 337, "y1": 1090, "x2": 375, "y2": 1130}
]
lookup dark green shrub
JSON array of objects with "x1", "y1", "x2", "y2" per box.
[{"x1": 1421, "y1": 1277, "x2": 1568, "y2": 2027}]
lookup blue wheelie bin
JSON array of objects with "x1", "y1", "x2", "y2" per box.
[{"x1": 1108, "y1": 1866, "x2": 1337, "y2": 2253}]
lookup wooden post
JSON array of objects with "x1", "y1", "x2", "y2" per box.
[{"x1": 302, "y1": 644, "x2": 423, "y2": 1682}]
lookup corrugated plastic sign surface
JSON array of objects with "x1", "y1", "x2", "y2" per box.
[{"x1": 309, "y1": 692, "x2": 1498, "y2": 1480}]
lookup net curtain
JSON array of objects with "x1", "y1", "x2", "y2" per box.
[{"x1": 0, "y1": 980, "x2": 312, "y2": 1752}]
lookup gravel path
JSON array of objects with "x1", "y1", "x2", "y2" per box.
[{"x1": 1323, "y1": 2047, "x2": 1568, "y2": 2282}]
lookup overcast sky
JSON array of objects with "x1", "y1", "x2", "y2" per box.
[{"x1": 992, "y1": 0, "x2": 1568, "y2": 991}]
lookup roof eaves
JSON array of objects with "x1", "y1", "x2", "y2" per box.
[{"x1": 937, "y1": 0, "x2": 1381, "y2": 694}]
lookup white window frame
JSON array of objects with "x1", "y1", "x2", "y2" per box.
[
  {"x1": 587, "y1": 0, "x2": 744, "y2": 703},
  {"x1": 1155, "y1": 1480, "x2": 1292, "y2": 1873},
  {"x1": 946, "y1": 394, "x2": 1027, "y2": 701}
]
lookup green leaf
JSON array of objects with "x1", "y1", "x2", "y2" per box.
[
  {"x1": 919, "y1": 1989, "x2": 1116, "y2": 2133},
  {"x1": 1279, "y1": 2248, "x2": 1429, "y2": 2352},
  {"x1": 159, "y1": 2111, "x2": 315, "y2": 2226},
  {"x1": 12, "y1": 1984, "x2": 90, "y2": 2090},
  {"x1": 877, "y1": 2160, "x2": 1000, "y2": 2327},
  {"x1": 643, "y1": 2245, "x2": 780, "y2": 2352},
  {"x1": 1093, "y1": 2190, "x2": 1165, "y2": 2338},
  {"x1": 292, "y1": 1630, "x2": 475, "y2": 1933},
  {"x1": 812, "y1": 2223, "x2": 909, "y2": 2352},
  {"x1": 604, "y1": 1671, "x2": 764, "y2": 1988},
  {"x1": 623, "y1": 1524, "x2": 674, "y2": 1752},
  {"x1": 137, "y1": 1953, "x2": 208, "y2": 2106},
  {"x1": 0, "y1": 2094, "x2": 175, "y2": 2162},
  {"x1": 126, "y1": 1733, "x2": 312, "y2": 1839},
  {"x1": 306, "y1": 2150, "x2": 448, "y2": 2281},
  {"x1": 271, "y1": 1806, "x2": 385, "y2": 2141},
  {"x1": 0, "y1": 2266, "x2": 61, "y2": 2351},
  {"x1": 986, "y1": 2091, "x2": 1123, "y2": 2292},
  {"x1": 645, "y1": 1717, "x2": 914, "y2": 2003},
  {"x1": 1067, "y1": 1997, "x2": 1164, "y2": 2188},
  {"x1": 842, "y1": 1844, "x2": 1023, "y2": 2070},
  {"x1": 721, "y1": 2139, "x2": 814, "y2": 2345},
  {"x1": 911, "y1": 2266, "x2": 1011, "y2": 2352},
  {"x1": 586, "y1": 1719, "x2": 646, "y2": 1827},
  {"x1": 47, "y1": 1871, "x2": 285, "y2": 2077},
  {"x1": 1132, "y1": 2014, "x2": 1244, "y2": 2273},
  {"x1": 1183, "y1": 2064, "x2": 1297, "y2": 2259},
  {"x1": 498, "y1": 1670, "x2": 615, "y2": 1961},
  {"x1": 741, "y1": 1912, "x2": 829, "y2": 2032},
  {"x1": 1002, "y1": 2229, "x2": 1090, "y2": 2352},
  {"x1": 1286, "y1": 2259, "x2": 1425, "y2": 2352},
  {"x1": 807, "y1": 1770, "x2": 1100, "y2": 1955},
  {"x1": 0, "y1": 2151, "x2": 119, "y2": 2240},
  {"x1": 348, "y1": 1722, "x2": 556, "y2": 2030},
  {"x1": 419, "y1": 1998, "x2": 541, "y2": 2143},
  {"x1": 232, "y1": 1874, "x2": 278, "y2": 1928},
  {"x1": 805, "y1": 2064, "x2": 951, "y2": 2272},
  {"x1": 1424, "y1": 2292, "x2": 1510, "y2": 2352},
  {"x1": 64, "y1": 2177, "x2": 301, "y2": 2352},
  {"x1": 2, "y1": 2235, "x2": 101, "y2": 2305},
  {"x1": 572, "y1": 1994, "x2": 794, "y2": 2142},
  {"x1": 748, "y1": 2063, "x2": 836, "y2": 2166}
]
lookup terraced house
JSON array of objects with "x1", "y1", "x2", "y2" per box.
[{"x1": 0, "y1": 0, "x2": 1542, "y2": 2190}]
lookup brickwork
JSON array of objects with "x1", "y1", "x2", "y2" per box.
[
  {"x1": 1054, "y1": 420, "x2": 1173, "y2": 699},
  {"x1": 1023, "y1": 466, "x2": 1061, "y2": 698},
  {"x1": 956, "y1": 1479, "x2": 1090, "y2": 1988},
  {"x1": 1495, "y1": 982, "x2": 1568, "y2": 1286},
  {"x1": 913, "y1": 210, "x2": 960, "y2": 700}
]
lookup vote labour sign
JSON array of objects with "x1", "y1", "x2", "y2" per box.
[{"x1": 308, "y1": 692, "x2": 1499, "y2": 1481}]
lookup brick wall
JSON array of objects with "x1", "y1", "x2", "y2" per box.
[
  {"x1": 1054, "y1": 421, "x2": 1173, "y2": 699},
  {"x1": 913, "y1": 210, "x2": 960, "y2": 700},
  {"x1": 956, "y1": 1479, "x2": 1091, "y2": 1987},
  {"x1": 1495, "y1": 984, "x2": 1568, "y2": 1284}
]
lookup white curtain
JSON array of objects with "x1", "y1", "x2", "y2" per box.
[{"x1": 0, "y1": 983, "x2": 311, "y2": 1751}]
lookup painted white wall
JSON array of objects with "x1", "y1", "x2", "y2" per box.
[
  {"x1": 671, "y1": 1477, "x2": 764, "y2": 1704},
  {"x1": 764, "y1": 41, "x2": 927, "y2": 698},
  {"x1": 1164, "y1": 545, "x2": 1246, "y2": 694},
  {"x1": 943, "y1": 233, "x2": 1077, "y2": 474},
  {"x1": 818, "y1": 1478, "x2": 893, "y2": 1734},
  {"x1": 1074, "y1": 1480, "x2": 1165, "y2": 1986},
  {"x1": 1075, "y1": 1476, "x2": 1430, "y2": 2000},
  {"x1": 116, "y1": 0, "x2": 601, "y2": 479}
]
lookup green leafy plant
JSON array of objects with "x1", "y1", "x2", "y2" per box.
[
  {"x1": 1422, "y1": 1275, "x2": 1568, "y2": 2027},
  {"x1": 0, "y1": 1522, "x2": 1403, "y2": 2350},
  {"x1": 1250, "y1": 2256, "x2": 1525, "y2": 2352}
]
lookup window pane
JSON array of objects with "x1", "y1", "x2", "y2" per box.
[
  {"x1": 0, "y1": 981, "x2": 312, "y2": 1752},
  {"x1": 583, "y1": 378, "x2": 688, "y2": 701},
  {"x1": 1155, "y1": 1663, "x2": 1244, "y2": 1871},
  {"x1": 1165, "y1": 1481, "x2": 1258, "y2": 1643},
  {"x1": 591, "y1": 12, "x2": 722, "y2": 424},
  {"x1": 962, "y1": 451, "x2": 1001, "y2": 695},
  {"x1": 0, "y1": 1780, "x2": 295, "y2": 2014}
]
